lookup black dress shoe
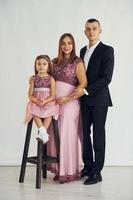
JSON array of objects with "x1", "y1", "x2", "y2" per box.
[
  {"x1": 81, "y1": 169, "x2": 88, "y2": 178},
  {"x1": 84, "y1": 173, "x2": 102, "y2": 185}
]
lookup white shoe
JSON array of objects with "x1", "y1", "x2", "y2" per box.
[
  {"x1": 42, "y1": 131, "x2": 49, "y2": 143},
  {"x1": 42, "y1": 134, "x2": 49, "y2": 144},
  {"x1": 36, "y1": 130, "x2": 49, "y2": 144}
]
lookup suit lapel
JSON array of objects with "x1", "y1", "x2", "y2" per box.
[
  {"x1": 87, "y1": 42, "x2": 103, "y2": 72},
  {"x1": 81, "y1": 46, "x2": 87, "y2": 59}
]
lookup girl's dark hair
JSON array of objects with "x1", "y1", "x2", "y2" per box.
[
  {"x1": 53, "y1": 33, "x2": 76, "y2": 65},
  {"x1": 34, "y1": 55, "x2": 51, "y2": 74}
]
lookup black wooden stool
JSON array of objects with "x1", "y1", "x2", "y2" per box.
[{"x1": 19, "y1": 118, "x2": 60, "y2": 188}]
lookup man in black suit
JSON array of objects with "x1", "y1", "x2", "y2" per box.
[{"x1": 72, "y1": 18, "x2": 114, "y2": 185}]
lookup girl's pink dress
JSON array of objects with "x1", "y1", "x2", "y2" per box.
[
  {"x1": 25, "y1": 75, "x2": 59, "y2": 123},
  {"x1": 47, "y1": 57, "x2": 83, "y2": 182}
]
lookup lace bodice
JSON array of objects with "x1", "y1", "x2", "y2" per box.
[
  {"x1": 33, "y1": 75, "x2": 51, "y2": 88},
  {"x1": 53, "y1": 57, "x2": 82, "y2": 86}
]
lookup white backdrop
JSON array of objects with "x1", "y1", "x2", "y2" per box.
[{"x1": 0, "y1": 0, "x2": 133, "y2": 165}]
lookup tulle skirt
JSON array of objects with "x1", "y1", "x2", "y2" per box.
[{"x1": 24, "y1": 88, "x2": 59, "y2": 123}]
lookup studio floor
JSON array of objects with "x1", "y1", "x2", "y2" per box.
[{"x1": 0, "y1": 166, "x2": 132, "y2": 200}]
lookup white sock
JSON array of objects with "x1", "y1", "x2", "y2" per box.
[
  {"x1": 38, "y1": 127, "x2": 46, "y2": 132},
  {"x1": 38, "y1": 127, "x2": 49, "y2": 138}
]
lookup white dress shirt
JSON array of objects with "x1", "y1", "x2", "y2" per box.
[
  {"x1": 83, "y1": 40, "x2": 101, "y2": 95},
  {"x1": 84, "y1": 40, "x2": 101, "y2": 70}
]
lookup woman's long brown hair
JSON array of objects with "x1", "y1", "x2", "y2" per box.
[{"x1": 53, "y1": 33, "x2": 76, "y2": 65}]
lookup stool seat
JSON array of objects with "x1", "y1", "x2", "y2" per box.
[{"x1": 19, "y1": 118, "x2": 60, "y2": 189}]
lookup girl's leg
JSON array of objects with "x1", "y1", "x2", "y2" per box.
[
  {"x1": 43, "y1": 116, "x2": 52, "y2": 130},
  {"x1": 33, "y1": 116, "x2": 43, "y2": 128},
  {"x1": 33, "y1": 116, "x2": 49, "y2": 143}
]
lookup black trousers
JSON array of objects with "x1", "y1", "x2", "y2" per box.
[{"x1": 81, "y1": 102, "x2": 108, "y2": 174}]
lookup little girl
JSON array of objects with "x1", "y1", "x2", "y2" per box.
[{"x1": 25, "y1": 55, "x2": 59, "y2": 143}]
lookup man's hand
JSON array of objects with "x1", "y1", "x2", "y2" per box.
[{"x1": 70, "y1": 87, "x2": 85, "y2": 100}]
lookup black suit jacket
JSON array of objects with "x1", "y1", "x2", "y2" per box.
[{"x1": 80, "y1": 42, "x2": 114, "y2": 106}]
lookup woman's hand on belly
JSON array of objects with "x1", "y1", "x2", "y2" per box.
[{"x1": 56, "y1": 96, "x2": 70, "y2": 104}]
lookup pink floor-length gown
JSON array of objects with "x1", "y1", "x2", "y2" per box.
[{"x1": 47, "y1": 57, "x2": 83, "y2": 182}]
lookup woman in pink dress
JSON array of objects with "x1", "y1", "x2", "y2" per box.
[
  {"x1": 25, "y1": 55, "x2": 59, "y2": 143},
  {"x1": 47, "y1": 33, "x2": 87, "y2": 183}
]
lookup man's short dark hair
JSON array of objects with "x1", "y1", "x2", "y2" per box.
[{"x1": 86, "y1": 18, "x2": 100, "y2": 26}]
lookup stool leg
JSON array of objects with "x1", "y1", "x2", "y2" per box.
[
  {"x1": 42, "y1": 144, "x2": 47, "y2": 178},
  {"x1": 53, "y1": 119, "x2": 60, "y2": 161},
  {"x1": 19, "y1": 119, "x2": 33, "y2": 183},
  {"x1": 36, "y1": 141, "x2": 43, "y2": 189}
]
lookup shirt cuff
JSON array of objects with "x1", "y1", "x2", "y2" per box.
[{"x1": 83, "y1": 88, "x2": 89, "y2": 95}]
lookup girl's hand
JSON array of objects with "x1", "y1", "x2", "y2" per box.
[
  {"x1": 38, "y1": 99, "x2": 47, "y2": 107},
  {"x1": 34, "y1": 99, "x2": 43, "y2": 105},
  {"x1": 33, "y1": 98, "x2": 47, "y2": 107},
  {"x1": 29, "y1": 96, "x2": 42, "y2": 104},
  {"x1": 56, "y1": 96, "x2": 70, "y2": 104}
]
